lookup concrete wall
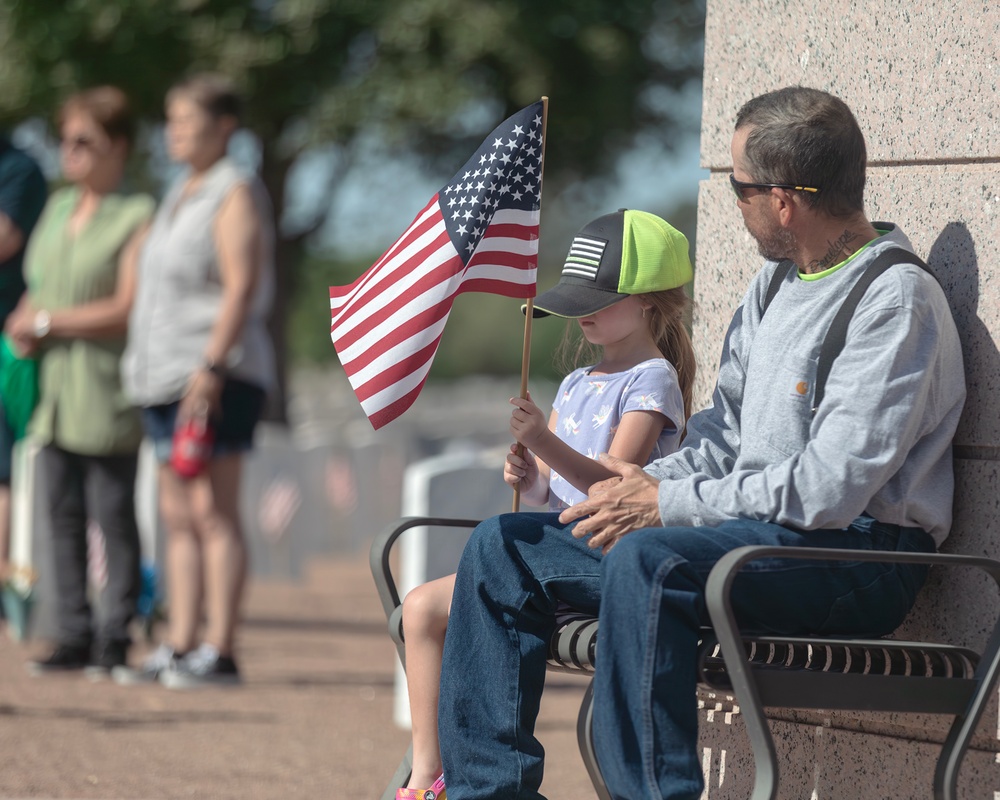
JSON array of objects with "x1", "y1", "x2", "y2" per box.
[{"x1": 695, "y1": 1, "x2": 1000, "y2": 796}]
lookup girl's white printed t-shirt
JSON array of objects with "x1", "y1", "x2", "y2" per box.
[{"x1": 548, "y1": 357, "x2": 685, "y2": 510}]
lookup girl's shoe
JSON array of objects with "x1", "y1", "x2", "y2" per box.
[{"x1": 396, "y1": 774, "x2": 446, "y2": 800}]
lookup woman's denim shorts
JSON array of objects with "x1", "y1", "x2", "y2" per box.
[{"x1": 142, "y1": 377, "x2": 266, "y2": 464}]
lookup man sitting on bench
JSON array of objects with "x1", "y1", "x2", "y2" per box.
[{"x1": 436, "y1": 86, "x2": 966, "y2": 800}]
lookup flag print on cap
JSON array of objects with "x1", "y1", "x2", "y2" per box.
[
  {"x1": 329, "y1": 101, "x2": 544, "y2": 430},
  {"x1": 561, "y1": 235, "x2": 608, "y2": 281}
]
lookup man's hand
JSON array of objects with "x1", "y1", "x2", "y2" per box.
[{"x1": 559, "y1": 453, "x2": 662, "y2": 553}]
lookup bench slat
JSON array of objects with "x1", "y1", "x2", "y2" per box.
[{"x1": 545, "y1": 615, "x2": 982, "y2": 697}]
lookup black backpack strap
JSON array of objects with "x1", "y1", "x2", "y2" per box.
[
  {"x1": 761, "y1": 259, "x2": 795, "y2": 317},
  {"x1": 812, "y1": 248, "x2": 937, "y2": 413}
]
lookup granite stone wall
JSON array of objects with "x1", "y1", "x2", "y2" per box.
[{"x1": 694, "y1": 1, "x2": 1000, "y2": 796}]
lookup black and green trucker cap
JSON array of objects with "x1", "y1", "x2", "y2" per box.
[{"x1": 528, "y1": 209, "x2": 693, "y2": 319}]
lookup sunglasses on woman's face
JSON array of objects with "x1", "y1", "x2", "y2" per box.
[
  {"x1": 729, "y1": 173, "x2": 821, "y2": 202},
  {"x1": 60, "y1": 135, "x2": 96, "y2": 151}
]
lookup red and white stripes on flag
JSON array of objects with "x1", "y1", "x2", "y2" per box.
[
  {"x1": 330, "y1": 203, "x2": 538, "y2": 429},
  {"x1": 330, "y1": 101, "x2": 544, "y2": 430}
]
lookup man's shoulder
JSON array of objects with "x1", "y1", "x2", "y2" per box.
[
  {"x1": 848, "y1": 236, "x2": 952, "y2": 328},
  {"x1": 0, "y1": 142, "x2": 47, "y2": 238},
  {"x1": 0, "y1": 141, "x2": 44, "y2": 184},
  {"x1": 861, "y1": 232, "x2": 940, "y2": 292}
]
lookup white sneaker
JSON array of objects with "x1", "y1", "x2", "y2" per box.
[
  {"x1": 111, "y1": 643, "x2": 176, "y2": 686},
  {"x1": 159, "y1": 643, "x2": 242, "y2": 690}
]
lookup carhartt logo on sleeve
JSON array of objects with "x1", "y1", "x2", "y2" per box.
[{"x1": 561, "y1": 235, "x2": 607, "y2": 280}]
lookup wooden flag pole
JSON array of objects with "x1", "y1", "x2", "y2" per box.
[
  {"x1": 512, "y1": 96, "x2": 548, "y2": 513},
  {"x1": 512, "y1": 296, "x2": 534, "y2": 511}
]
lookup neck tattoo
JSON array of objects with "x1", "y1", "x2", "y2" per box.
[{"x1": 804, "y1": 229, "x2": 861, "y2": 274}]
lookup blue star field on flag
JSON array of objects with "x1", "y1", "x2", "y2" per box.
[{"x1": 438, "y1": 101, "x2": 544, "y2": 264}]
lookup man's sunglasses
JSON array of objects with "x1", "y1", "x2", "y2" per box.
[{"x1": 729, "y1": 173, "x2": 820, "y2": 202}]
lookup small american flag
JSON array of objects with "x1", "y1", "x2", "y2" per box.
[
  {"x1": 86, "y1": 520, "x2": 108, "y2": 592},
  {"x1": 330, "y1": 101, "x2": 544, "y2": 430}
]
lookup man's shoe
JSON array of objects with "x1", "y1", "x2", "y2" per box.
[
  {"x1": 159, "y1": 643, "x2": 241, "y2": 690},
  {"x1": 27, "y1": 644, "x2": 91, "y2": 675},
  {"x1": 111, "y1": 643, "x2": 178, "y2": 686},
  {"x1": 84, "y1": 640, "x2": 129, "y2": 681}
]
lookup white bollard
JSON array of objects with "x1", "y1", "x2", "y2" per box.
[
  {"x1": 134, "y1": 438, "x2": 163, "y2": 568},
  {"x1": 393, "y1": 445, "x2": 543, "y2": 728},
  {"x1": 4, "y1": 437, "x2": 42, "y2": 639},
  {"x1": 8, "y1": 436, "x2": 39, "y2": 573}
]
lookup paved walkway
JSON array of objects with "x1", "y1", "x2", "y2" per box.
[{"x1": 0, "y1": 556, "x2": 595, "y2": 799}]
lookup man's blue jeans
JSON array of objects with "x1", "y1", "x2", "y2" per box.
[{"x1": 437, "y1": 513, "x2": 934, "y2": 800}]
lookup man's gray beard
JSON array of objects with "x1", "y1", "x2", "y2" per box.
[{"x1": 756, "y1": 226, "x2": 797, "y2": 262}]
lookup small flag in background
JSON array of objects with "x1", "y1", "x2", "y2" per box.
[
  {"x1": 330, "y1": 101, "x2": 544, "y2": 430},
  {"x1": 86, "y1": 520, "x2": 108, "y2": 592}
]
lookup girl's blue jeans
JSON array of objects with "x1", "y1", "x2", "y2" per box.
[{"x1": 437, "y1": 512, "x2": 934, "y2": 800}]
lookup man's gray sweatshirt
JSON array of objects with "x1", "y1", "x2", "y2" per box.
[{"x1": 647, "y1": 224, "x2": 966, "y2": 545}]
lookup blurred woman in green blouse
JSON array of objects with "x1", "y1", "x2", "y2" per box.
[{"x1": 5, "y1": 86, "x2": 153, "y2": 676}]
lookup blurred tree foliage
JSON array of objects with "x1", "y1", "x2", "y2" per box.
[{"x1": 0, "y1": 0, "x2": 705, "y2": 404}]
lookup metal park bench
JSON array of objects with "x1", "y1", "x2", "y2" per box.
[{"x1": 371, "y1": 517, "x2": 1000, "y2": 800}]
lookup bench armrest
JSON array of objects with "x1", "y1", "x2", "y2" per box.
[
  {"x1": 704, "y1": 545, "x2": 1000, "y2": 800},
  {"x1": 706, "y1": 547, "x2": 1000, "y2": 658},
  {"x1": 706, "y1": 546, "x2": 1000, "y2": 699},
  {"x1": 369, "y1": 516, "x2": 481, "y2": 642}
]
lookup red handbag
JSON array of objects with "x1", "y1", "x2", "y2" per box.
[{"x1": 169, "y1": 407, "x2": 215, "y2": 478}]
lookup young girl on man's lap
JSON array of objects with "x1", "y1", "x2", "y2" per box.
[{"x1": 397, "y1": 210, "x2": 696, "y2": 800}]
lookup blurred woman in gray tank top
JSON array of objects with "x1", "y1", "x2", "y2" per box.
[{"x1": 118, "y1": 74, "x2": 275, "y2": 689}]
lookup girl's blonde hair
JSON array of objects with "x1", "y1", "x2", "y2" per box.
[
  {"x1": 643, "y1": 287, "x2": 695, "y2": 422},
  {"x1": 554, "y1": 286, "x2": 696, "y2": 422}
]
